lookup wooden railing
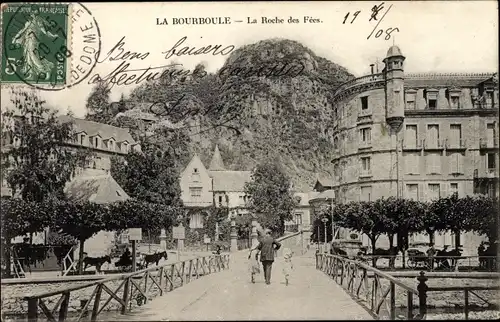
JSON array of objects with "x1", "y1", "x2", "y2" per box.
[
  {"x1": 425, "y1": 281, "x2": 500, "y2": 320},
  {"x1": 316, "y1": 253, "x2": 425, "y2": 320},
  {"x1": 24, "y1": 254, "x2": 230, "y2": 322},
  {"x1": 354, "y1": 254, "x2": 499, "y2": 272}
]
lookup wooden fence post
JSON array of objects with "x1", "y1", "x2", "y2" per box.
[
  {"x1": 121, "y1": 278, "x2": 130, "y2": 314},
  {"x1": 27, "y1": 298, "x2": 38, "y2": 322},
  {"x1": 417, "y1": 271, "x2": 428, "y2": 319},
  {"x1": 58, "y1": 292, "x2": 70, "y2": 322}
]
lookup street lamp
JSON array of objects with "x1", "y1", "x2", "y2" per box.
[{"x1": 321, "y1": 217, "x2": 328, "y2": 252}]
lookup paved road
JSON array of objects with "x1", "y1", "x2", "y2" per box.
[{"x1": 115, "y1": 251, "x2": 373, "y2": 321}]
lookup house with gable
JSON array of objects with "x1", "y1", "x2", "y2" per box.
[
  {"x1": 180, "y1": 144, "x2": 316, "y2": 233},
  {"x1": 179, "y1": 145, "x2": 252, "y2": 229}
]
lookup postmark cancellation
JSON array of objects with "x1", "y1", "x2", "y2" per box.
[{"x1": 1, "y1": 2, "x2": 101, "y2": 91}]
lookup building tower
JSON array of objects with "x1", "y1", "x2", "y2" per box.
[
  {"x1": 383, "y1": 45, "x2": 406, "y2": 131},
  {"x1": 383, "y1": 45, "x2": 406, "y2": 199}
]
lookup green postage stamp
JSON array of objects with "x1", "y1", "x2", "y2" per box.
[
  {"x1": 1, "y1": 2, "x2": 101, "y2": 90},
  {"x1": 2, "y1": 3, "x2": 70, "y2": 86}
]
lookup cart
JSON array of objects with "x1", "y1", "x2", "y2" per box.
[{"x1": 406, "y1": 248, "x2": 431, "y2": 270}]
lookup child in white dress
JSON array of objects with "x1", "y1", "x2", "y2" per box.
[
  {"x1": 248, "y1": 248, "x2": 260, "y2": 283},
  {"x1": 282, "y1": 248, "x2": 294, "y2": 286}
]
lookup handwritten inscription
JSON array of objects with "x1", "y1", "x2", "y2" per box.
[
  {"x1": 97, "y1": 36, "x2": 149, "y2": 63},
  {"x1": 162, "y1": 36, "x2": 234, "y2": 60},
  {"x1": 343, "y1": 2, "x2": 399, "y2": 41}
]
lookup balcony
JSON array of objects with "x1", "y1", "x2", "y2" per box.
[
  {"x1": 479, "y1": 138, "x2": 499, "y2": 150},
  {"x1": 445, "y1": 139, "x2": 467, "y2": 150},
  {"x1": 359, "y1": 170, "x2": 372, "y2": 178},
  {"x1": 358, "y1": 140, "x2": 372, "y2": 150},
  {"x1": 402, "y1": 139, "x2": 423, "y2": 151},
  {"x1": 423, "y1": 139, "x2": 445, "y2": 150}
]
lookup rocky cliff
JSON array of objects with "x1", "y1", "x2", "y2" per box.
[{"x1": 112, "y1": 38, "x2": 355, "y2": 191}]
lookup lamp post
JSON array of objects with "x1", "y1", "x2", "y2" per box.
[{"x1": 321, "y1": 217, "x2": 328, "y2": 253}]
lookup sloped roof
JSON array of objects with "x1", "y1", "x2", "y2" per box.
[
  {"x1": 316, "y1": 176, "x2": 335, "y2": 187},
  {"x1": 58, "y1": 115, "x2": 137, "y2": 144},
  {"x1": 64, "y1": 173, "x2": 130, "y2": 204},
  {"x1": 405, "y1": 73, "x2": 495, "y2": 88},
  {"x1": 209, "y1": 145, "x2": 226, "y2": 171},
  {"x1": 209, "y1": 170, "x2": 252, "y2": 192},
  {"x1": 119, "y1": 109, "x2": 159, "y2": 122},
  {"x1": 309, "y1": 189, "x2": 336, "y2": 203},
  {"x1": 386, "y1": 45, "x2": 403, "y2": 58}
]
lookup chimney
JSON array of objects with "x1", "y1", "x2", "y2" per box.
[{"x1": 370, "y1": 64, "x2": 375, "y2": 75}]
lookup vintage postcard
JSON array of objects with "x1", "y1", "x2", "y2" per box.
[{"x1": 1, "y1": 1, "x2": 498, "y2": 321}]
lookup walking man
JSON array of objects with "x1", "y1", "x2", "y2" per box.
[{"x1": 256, "y1": 228, "x2": 281, "y2": 285}]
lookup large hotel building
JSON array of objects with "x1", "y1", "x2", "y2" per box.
[{"x1": 329, "y1": 45, "x2": 498, "y2": 251}]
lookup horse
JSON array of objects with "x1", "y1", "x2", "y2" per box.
[
  {"x1": 83, "y1": 255, "x2": 111, "y2": 274},
  {"x1": 435, "y1": 247, "x2": 462, "y2": 271},
  {"x1": 143, "y1": 251, "x2": 168, "y2": 268},
  {"x1": 370, "y1": 246, "x2": 400, "y2": 268}
]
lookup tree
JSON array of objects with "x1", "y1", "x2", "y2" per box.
[
  {"x1": 85, "y1": 81, "x2": 112, "y2": 123},
  {"x1": 1, "y1": 198, "x2": 55, "y2": 276},
  {"x1": 1, "y1": 88, "x2": 90, "y2": 202},
  {"x1": 111, "y1": 142, "x2": 183, "y2": 207},
  {"x1": 52, "y1": 200, "x2": 108, "y2": 274},
  {"x1": 336, "y1": 201, "x2": 389, "y2": 266},
  {"x1": 464, "y1": 195, "x2": 499, "y2": 243},
  {"x1": 244, "y1": 161, "x2": 297, "y2": 236},
  {"x1": 203, "y1": 205, "x2": 230, "y2": 242}
]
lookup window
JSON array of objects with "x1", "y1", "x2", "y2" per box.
[
  {"x1": 359, "y1": 128, "x2": 371, "y2": 145},
  {"x1": 360, "y1": 157, "x2": 371, "y2": 174},
  {"x1": 218, "y1": 196, "x2": 223, "y2": 204},
  {"x1": 405, "y1": 125, "x2": 418, "y2": 147},
  {"x1": 108, "y1": 140, "x2": 114, "y2": 151},
  {"x1": 80, "y1": 134, "x2": 86, "y2": 145},
  {"x1": 487, "y1": 183, "x2": 496, "y2": 198},
  {"x1": 449, "y1": 153, "x2": 463, "y2": 174},
  {"x1": 449, "y1": 125, "x2": 462, "y2": 147},
  {"x1": 189, "y1": 187, "x2": 202, "y2": 198},
  {"x1": 94, "y1": 137, "x2": 99, "y2": 148},
  {"x1": 405, "y1": 152, "x2": 420, "y2": 174},
  {"x1": 361, "y1": 96, "x2": 369, "y2": 110},
  {"x1": 487, "y1": 123, "x2": 495, "y2": 146},
  {"x1": 294, "y1": 214, "x2": 303, "y2": 225},
  {"x1": 428, "y1": 184, "x2": 441, "y2": 200},
  {"x1": 193, "y1": 168, "x2": 198, "y2": 173},
  {"x1": 450, "y1": 96, "x2": 460, "y2": 109},
  {"x1": 360, "y1": 186, "x2": 372, "y2": 201},
  {"x1": 426, "y1": 153, "x2": 441, "y2": 174},
  {"x1": 450, "y1": 183, "x2": 458, "y2": 196},
  {"x1": 427, "y1": 124, "x2": 440, "y2": 147},
  {"x1": 189, "y1": 213, "x2": 204, "y2": 229},
  {"x1": 428, "y1": 99, "x2": 437, "y2": 109},
  {"x1": 487, "y1": 153, "x2": 496, "y2": 170},
  {"x1": 406, "y1": 100, "x2": 416, "y2": 110},
  {"x1": 122, "y1": 142, "x2": 128, "y2": 153},
  {"x1": 406, "y1": 184, "x2": 419, "y2": 200}
]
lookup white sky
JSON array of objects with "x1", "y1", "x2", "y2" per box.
[{"x1": 1, "y1": 1, "x2": 498, "y2": 118}]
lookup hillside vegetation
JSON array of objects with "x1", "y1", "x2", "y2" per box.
[{"x1": 88, "y1": 38, "x2": 355, "y2": 191}]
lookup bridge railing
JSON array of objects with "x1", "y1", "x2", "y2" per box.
[
  {"x1": 23, "y1": 254, "x2": 230, "y2": 322},
  {"x1": 316, "y1": 253, "x2": 424, "y2": 320},
  {"x1": 355, "y1": 254, "x2": 499, "y2": 272}
]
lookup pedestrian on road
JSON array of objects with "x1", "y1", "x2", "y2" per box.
[
  {"x1": 248, "y1": 245, "x2": 261, "y2": 283},
  {"x1": 256, "y1": 228, "x2": 281, "y2": 285},
  {"x1": 282, "y1": 248, "x2": 294, "y2": 286}
]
